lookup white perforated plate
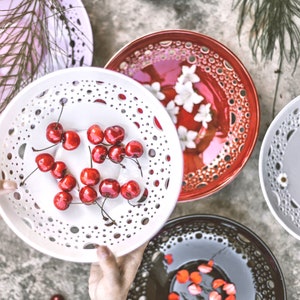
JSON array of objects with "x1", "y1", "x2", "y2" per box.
[
  {"x1": 0, "y1": 67, "x2": 183, "y2": 262},
  {"x1": 259, "y1": 95, "x2": 300, "y2": 240}
]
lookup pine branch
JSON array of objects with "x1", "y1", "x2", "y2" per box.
[
  {"x1": 233, "y1": 0, "x2": 300, "y2": 69},
  {"x1": 233, "y1": 0, "x2": 300, "y2": 117}
]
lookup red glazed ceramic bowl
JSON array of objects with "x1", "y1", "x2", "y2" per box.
[{"x1": 106, "y1": 30, "x2": 260, "y2": 201}]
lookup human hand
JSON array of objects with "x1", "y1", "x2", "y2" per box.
[
  {"x1": 89, "y1": 243, "x2": 147, "y2": 300},
  {"x1": 0, "y1": 180, "x2": 17, "y2": 196}
]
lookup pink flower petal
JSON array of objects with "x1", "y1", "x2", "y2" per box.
[
  {"x1": 223, "y1": 283, "x2": 236, "y2": 295},
  {"x1": 209, "y1": 291, "x2": 222, "y2": 300},
  {"x1": 212, "y1": 278, "x2": 226, "y2": 289},
  {"x1": 198, "y1": 263, "x2": 213, "y2": 273},
  {"x1": 188, "y1": 283, "x2": 202, "y2": 295}
]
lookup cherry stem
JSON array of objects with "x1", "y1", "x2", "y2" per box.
[
  {"x1": 95, "y1": 199, "x2": 117, "y2": 226},
  {"x1": 32, "y1": 143, "x2": 58, "y2": 152},
  {"x1": 105, "y1": 157, "x2": 126, "y2": 169},
  {"x1": 20, "y1": 167, "x2": 38, "y2": 186},
  {"x1": 129, "y1": 157, "x2": 143, "y2": 177},
  {"x1": 127, "y1": 200, "x2": 140, "y2": 207},
  {"x1": 55, "y1": 102, "x2": 65, "y2": 129},
  {"x1": 88, "y1": 146, "x2": 93, "y2": 168}
]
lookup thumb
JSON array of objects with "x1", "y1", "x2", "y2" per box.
[
  {"x1": 95, "y1": 245, "x2": 121, "y2": 284},
  {"x1": 0, "y1": 180, "x2": 17, "y2": 195}
]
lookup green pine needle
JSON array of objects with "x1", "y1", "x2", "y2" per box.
[
  {"x1": 233, "y1": 0, "x2": 300, "y2": 117},
  {"x1": 233, "y1": 0, "x2": 300, "y2": 69}
]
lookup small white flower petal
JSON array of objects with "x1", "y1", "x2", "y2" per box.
[
  {"x1": 166, "y1": 101, "x2": 179, "y2": 123},
  {"x1": 277, "y1": 173, "x2": 288, "y2": 187},
  {"x1": 182, "y1": 100, "x2": 195, "y2": 113},
  {"x1": 151, "y1": 82, "x2": 161, "y2": 92},
  {"x1": 177, "y1": 125, "x2": 188, "y2": 137},
  {"x1": 174, "y1": 81, "x2": 203, "y2": 113},
  {"x1": 194, "y1": 103, "x2": 212, "y2": 126},
  {"x1": 143, "y1": 82, "x2": 165, "y2": 101},
  {"x1": 177, "y1": 126, "x2": 198, "y2": 151},
  {"x1": 182, "y1": 65, "x2": 200, "y2": 83},
  {"x1": 175, "y1": 81, "x2": 185, "y2": 94},
  {"x1": 180, "y1": 65, "x2": 200, "y2": 83}
]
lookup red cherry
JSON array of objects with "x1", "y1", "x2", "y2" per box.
[
  {"x1": 62, "y1": 130, "x2": 81, "y2": 150},
  {"x1": 87, "y1": 124, "x2": 104, "y2": 145},
  {"x1": 120, "y1": 180, "x2": 141, "y2": 200},
  {"x1": 35, "y1": 153, "x2": 55, "y2": 172},
  {"x1": 91, "y1": 145, "x2": 108, "y2": 164},
  {"x1": 50, "y1": 294, "x2": 65, "y2": 300},
  {"x1": 58, "y1": 174, "x2": 77, "y2": 192},
  {"x1": 99, "y1": 178, "x2": 120, "y2": 198},
  {"x1": 104, "y1": 125, "x2": 125, "y2": 145},
  {"x1": 51, "y1": 161, "x2": 67, "y2": 179},
  {"x1": 125, "y1": 140, "x2": 144, "y2": 158},
  {"x1": 53, "y1": 191, "x2": 72, "y2": 210},
  {"x1": 79, "y1": 186, "x2": 98, "y2": 204},
  {"x1": 46, "y1": 122, "x2": 64, "y2": 143},
  {"x1": 80, "y1": 168, "x2": 100, "y2": 186},
  {"x1": 108, "y1": 144, "x2": 125, "y2": 163}
]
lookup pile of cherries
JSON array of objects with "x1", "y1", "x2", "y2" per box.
[{"x1": 21, "y1": 106, "x2": 144, "y2": 224}]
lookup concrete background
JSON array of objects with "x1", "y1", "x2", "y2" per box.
[{"x1": 1, "y1": 0, "x2": 300, "y2": 299}]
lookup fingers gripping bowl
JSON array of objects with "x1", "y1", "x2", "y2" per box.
[{"x1": 0, "y1": 67, "x2": 183, "y2": 262}]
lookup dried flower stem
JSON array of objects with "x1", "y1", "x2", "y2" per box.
[{"x1": 0, "y1": 0, "x2": 84, "y2": 112}]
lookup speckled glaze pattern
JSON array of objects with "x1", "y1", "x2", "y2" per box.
[{"x1": 128, "y1": 215, "x2": 286, "y2": 299}]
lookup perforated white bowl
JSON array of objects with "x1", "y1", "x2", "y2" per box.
[
  {"x1": 259, "y1": 95, "x2": 300, "y2": 240},
  {"x1": 0, "y1": 67, "x2": 183, "y2": 262}
]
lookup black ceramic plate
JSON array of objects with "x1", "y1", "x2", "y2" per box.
[{"x1": 128, "y1": 215, "x2": 286, "y2": 300}]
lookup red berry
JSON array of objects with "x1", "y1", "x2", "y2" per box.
[
  {"x1": 62, "y1": 130, "x2": 80, "y2": 150},
  {"x1": 87, "y1": 124, "x2": 104, "y2": 145},
  {"x1": 99, "y1": 178, "x2": 120, "y2": 198},
  {"x1": 80, "y1": 168, "x2": 100, "y2": 186},
  {"x1": 108, "y1": 144, "x2": 125, "y2": 163},
  {"x1": 104, "y1": 125, "x2": 125, "y2": 145},
  {"x1": 53, "y1": 191, "x2": 72, "y2": 210},
  {"x1": 50, "y1": 294, "x2": 65, "y2": 300},
  {"x1": 58, "y1": 174, "x2": 77, "y2": 192},
  {"x1": 91, "y1": 145, "x2": 108, "y2": 164},
  {"x1": 120, "y1": 180, "x2": 141, "y2": 200},
  {"x1": 168, "y1": 292, "x2": 180, "y2": 300},
  {"x1": 79, "y1": 186, "x2": 98, "y2": 204},
  {"x1": 176, "y1": 269, "x2": 189, "y2": 283},
  {"x1": 46, "y1": 122, "x2": 64, "y2": 143},
  {"x1": 125, "y1": 140, "x2": 144, "y2": 158},
  {"x1": 51, "y1": 161, "x2": 67, "y2": 179},
  {"x1": 35, "y1": 153, "x2": 55, "y2": 172}
]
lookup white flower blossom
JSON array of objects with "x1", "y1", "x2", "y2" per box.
[
  {"x1": 166, "y1": 100, "x2": 179, "y2": 124},
  {"x1": 194, "y1": 103, "x2": 212, "y2": 128},
  {"x1": 143, "y1": 82, "x2": 165, "y2": 101},
  {"x1": 177, "y1": 125, "x2": 198, "y2": 151},
  {"x1": 177, "y1": 65, "x2": 200, "y2": 84},
  {"x1": 174, "y1": 81, "x2": 204, "y2": 113},
  {"x1": 277, "y1": 173, "x2": 288, "y2": 188}
]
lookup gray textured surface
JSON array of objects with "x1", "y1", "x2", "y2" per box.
[{"x1": 1, "y1": 0, "x2": 300, "y2": 299}]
